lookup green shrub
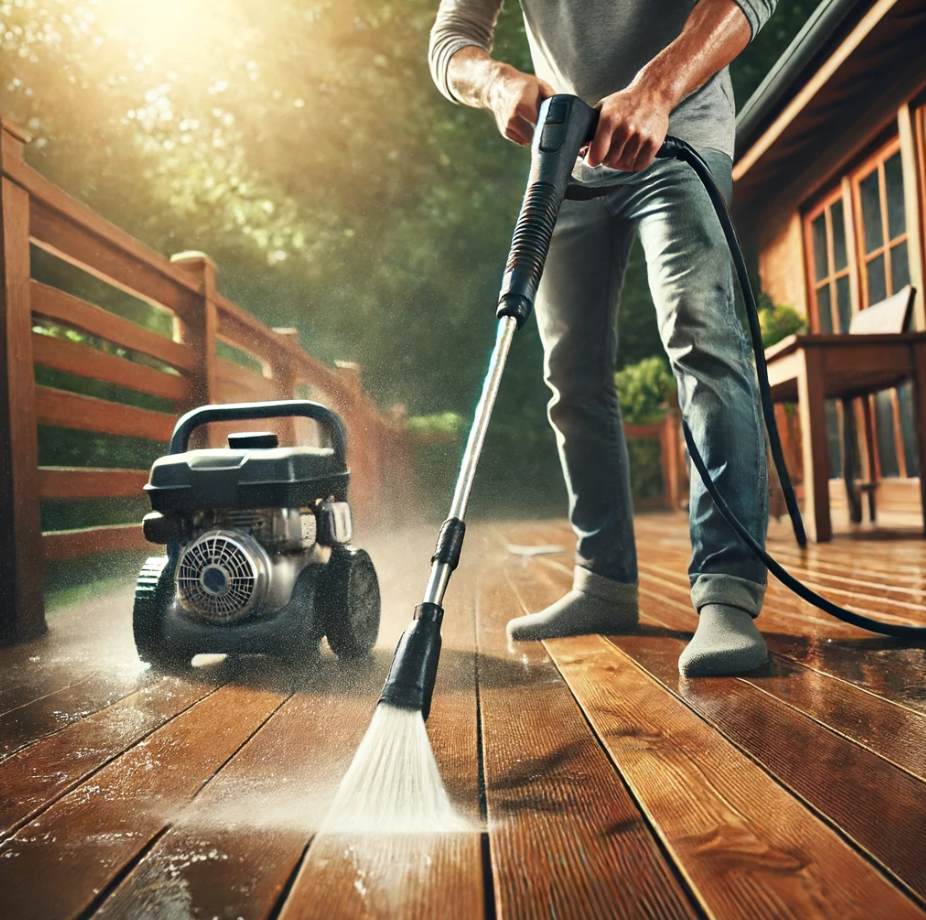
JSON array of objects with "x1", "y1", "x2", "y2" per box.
[
  {"x1": 757, "y1": 294, "x2": 807, "y2": 348},
  {"x1": 615, "y1": 356, "x2": 676, "y2": 424},
  {"x1": 406, "y1": 412, "x2": 465, "y2": 441}
]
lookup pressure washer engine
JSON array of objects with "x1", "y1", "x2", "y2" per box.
[{"x1": 133, "y1": 400, "x2": 381, "y2": 668}]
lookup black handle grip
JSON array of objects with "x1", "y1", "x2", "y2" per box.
[
  {"x1": 168, "y1": 399, "x2": 347, "y2": 462},
  {"x1": 495, "y1": 96, "x2": 695, "y2": 328},
  {"x1": 496, "y1": 95, "x2": 599, "y2": 327}
]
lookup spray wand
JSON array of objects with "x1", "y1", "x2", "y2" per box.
[{"x1": 379, "y1": 97, "x2": 600, "y2": 720}]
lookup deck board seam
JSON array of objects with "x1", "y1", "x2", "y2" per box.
[
  {"x1": 76, "y1": 825, "x2": 172, "y2": 920},
  {"x1": 185, "y1": 689, "x2": 295, "y2": 803},
  {"x1": 265, "y1": 840, "x2": 313, "y2": 920},
  {"x1": 472, "y1": 584, "x2": 498, "y2": 920},
  {"x1": 0, "y1": 681, "x2": 226, "y2": 844},
  {"x1": 737, "y1": 673, "x2": 926, "y2": 785},
  {"x1": 495, "y1": 560, "x2": 710, "y2": 920},
  {"x1": 0, "y1": 671, "x2": 98, "y2": 721}
]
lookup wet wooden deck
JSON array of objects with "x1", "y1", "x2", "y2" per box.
[{"x1": 2, "y1": 514, "x2": 926, "y2": 919}]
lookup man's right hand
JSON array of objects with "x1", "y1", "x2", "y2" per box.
[
  {"x1": 447, "y1": 47, "x2": 554, "y2": 146},
  {"x1": 482, "y1": 64, "x2": 555, "y2": 146}
]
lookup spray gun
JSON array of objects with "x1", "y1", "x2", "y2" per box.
[{"x1": 379, "y1": 93, "x2": 925, "y2": 723}]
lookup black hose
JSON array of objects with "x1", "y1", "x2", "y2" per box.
[
  {"x1": 656, "y1": 138, "x2": 806, "y2": 548},
  {"x1": 659, "y1": 138, "x2": 926, "y2": 639},
  {"x1": 682, "y1": 416, "x2": 926, "y2": 638}
]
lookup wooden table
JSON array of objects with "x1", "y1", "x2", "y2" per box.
[
  {"x1": 765, "y1": 331, "x2": 926, "y2": 542},
  {"x1": 1, "y1": 515, "x2": 926, "y2": 918}
]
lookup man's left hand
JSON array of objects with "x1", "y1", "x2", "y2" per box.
[{"x1": 585, "y1": 85, "x2": 672, "y2": 173}]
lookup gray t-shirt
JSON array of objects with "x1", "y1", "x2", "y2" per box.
[{"x1": 429, "y1": 0, "x2": 775, "y2": 168}]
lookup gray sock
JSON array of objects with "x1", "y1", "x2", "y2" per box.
[
  {"x1": 507, "y1": 568, "x2": 639, "y2": 641},
  {"x1": 678, "y1": 604, "x2": 768, "y2": 677}
]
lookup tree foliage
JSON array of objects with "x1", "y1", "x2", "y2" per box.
[{"x1": 1, "y1": 0, "x2": 818, "y2": 516}]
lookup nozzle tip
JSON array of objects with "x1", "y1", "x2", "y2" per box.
[{"x1": 378, "y1": 603, "x2": 443, "y2": 720}]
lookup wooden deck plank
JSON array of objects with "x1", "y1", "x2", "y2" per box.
[
  {"x1": 0, "y1": 682, "x2": 289, "y2": 920},
  {"x1": 2, "y1": 515, "x2": 925, "y2": 918},
  {"x1": 516, "y1": 535, "x2": 926, "y2": 783},
  {"x1": 476, "y1": 538, "x2": 699, "y2": 920},
  {"x1": 546, "y1": 634, "x2": 925, "y2": 919},
  {"x1": 0, "y1": 668, "x2": 156, "y2": 761},
  {"x1": 506, "y1": 523, "x2": 926, "y2": 908},
  {"x1": 274, "y1": 534, "x2": 485, "y2": 920},
  {"x1": 605, "y1": 631, "x2": 926, "y2": 904},
  {"x1": 0, "y1": 676, "x2": 216, "y2": 837},
  {"x1": 92, "y1": 687, "x2": 362, "y2": 920}
]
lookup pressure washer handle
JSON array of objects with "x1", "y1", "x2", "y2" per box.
[
  {"x1": 496, "y1": 95, "x2": 599, "y2": 328},
  {"x1": 169, "y1": 399, "x2": 347, "y2": 461}
]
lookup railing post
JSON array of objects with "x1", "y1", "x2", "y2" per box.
[
  {"x1": 660, "y1": 408, "x2": 683, "y2": 511},
  {"x1": 0, "y1": 119, "x2": 46, "y2": 643},
  {"x1": 334, "y1": 361, "x2": 377, "y2": 523},
  {"x1": 270, "y1": 327, "x2": 298, "y2": 445},
  {"x1": 171, "y1": 251, "x2": 218, "y2": 444}
]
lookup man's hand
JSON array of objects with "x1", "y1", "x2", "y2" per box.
[
  {"x1": 585, "y1": 0, "x2": 753, "y2": 173},
  {"x1": 482, "y1": 64, "x2": 555, "y2": 146},
  {"x1": 585, "y1": 84, "x2": 672, "y2": 173},
  {"x1": 446, "y1": 47, "x2": 554, "y2": 146}
]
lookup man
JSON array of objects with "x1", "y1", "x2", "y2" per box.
[{"x1": 430, "y1": 0, "x2": 776, "y2": 676}]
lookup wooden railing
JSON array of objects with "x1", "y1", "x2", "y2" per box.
[
  {"x1": 0, "y1": 117, "x2": 412, "y2": 645},
  {"x1": 625, "y1": 410, "x2": 688, "y2": 511}
]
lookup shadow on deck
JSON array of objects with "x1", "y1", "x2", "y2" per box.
[{"x1": 1, "y1": 514, "x2": 925, "y2": 919}]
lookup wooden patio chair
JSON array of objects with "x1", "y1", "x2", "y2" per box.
[{"x1": 765, "y1": 285, "x2": 926, "y2": 542}]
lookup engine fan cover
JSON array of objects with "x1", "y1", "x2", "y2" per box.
[{"x1": 176, "y1": 529, "x2": 270, "y2": 623}]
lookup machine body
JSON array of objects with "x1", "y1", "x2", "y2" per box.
[{"x1": 134, "y1": 400, "x2": 381, "y2": 668}]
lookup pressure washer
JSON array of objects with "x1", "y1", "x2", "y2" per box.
[
  {"x1": 380, "y1": 93, "x2": 926, "y2": 723},
  {"x1": 134, "y1": 401, "x2": 381, "y2": 668}
]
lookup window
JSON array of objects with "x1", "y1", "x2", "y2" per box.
[
  {"x1": 851, "y1": 140, "x2": 911, "y2": 307},
  {"x1": 805, "y1": 190, "x2": 852, "y2": 333},
  {"x1": 801, "y1": 132, "x2": 919, "y2": 485}
]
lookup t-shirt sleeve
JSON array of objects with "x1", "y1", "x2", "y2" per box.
[
  {"x1": 429, "y1": 0, "x2": 506, "y2": 103},
  {"x1": 732, "y1": 0, "x2": 777, "y2": 39}
]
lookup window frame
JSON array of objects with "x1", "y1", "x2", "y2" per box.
[
  {"x1": 803, "y1": 186, "x2": 854, "y2": 333},
  {"x1": 849, "y1": 136, "x2": 909, "y2": 308}
]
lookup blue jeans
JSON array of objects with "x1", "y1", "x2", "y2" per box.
[{"x1": 535, "y1": 150, "x2": 768, "y2": 617}]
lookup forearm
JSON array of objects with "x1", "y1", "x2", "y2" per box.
[
  {"x1": 429, "y1": 0, "x2": 504, "y2": 103},
  {"x1": 631, "y1": 0, "x2": 753, "y2": 109},
  {"x1": 446, "y1": 46, "x2": 505, "y2": 109}
]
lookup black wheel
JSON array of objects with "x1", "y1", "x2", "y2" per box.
[
  {"x1": 277, "y1": 564, "x2": 325, "y2": 665},
  {"x1": 133, "y1": 556, "x2": 189, "y2": 670},
  {"x1": 319, "y1": 546, "x2": 381, "y2": 659}
]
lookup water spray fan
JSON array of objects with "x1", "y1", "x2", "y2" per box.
[{"x1": 380, "y1": 94, "x2": 926, "y2": 726}]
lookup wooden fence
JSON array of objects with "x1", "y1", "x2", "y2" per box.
[{"x1": 0, "y1": 117, "x2": 412, "y2": 645}]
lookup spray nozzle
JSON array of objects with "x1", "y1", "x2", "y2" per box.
[{"x1": 378, "y1": 602, "x2": 443, "y2": 720}]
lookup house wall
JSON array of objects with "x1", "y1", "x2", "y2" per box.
[
  {"x1": 758, "y1": 211, "x2": 806, "y2": 316},
  {"x1": 736, "y1": 47, "x2": 926, "y2": 528},
  {"x1": 742, "y1": 52, "x2": 926, "y2": 329}
]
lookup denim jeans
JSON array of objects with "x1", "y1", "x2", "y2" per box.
[{"x1": 535, "y1": 149, "x2": 768, "y2": 617}]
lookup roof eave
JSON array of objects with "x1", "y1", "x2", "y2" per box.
[{"x1": 735, "y1": 0, "x2": 866, "y2": 155}]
